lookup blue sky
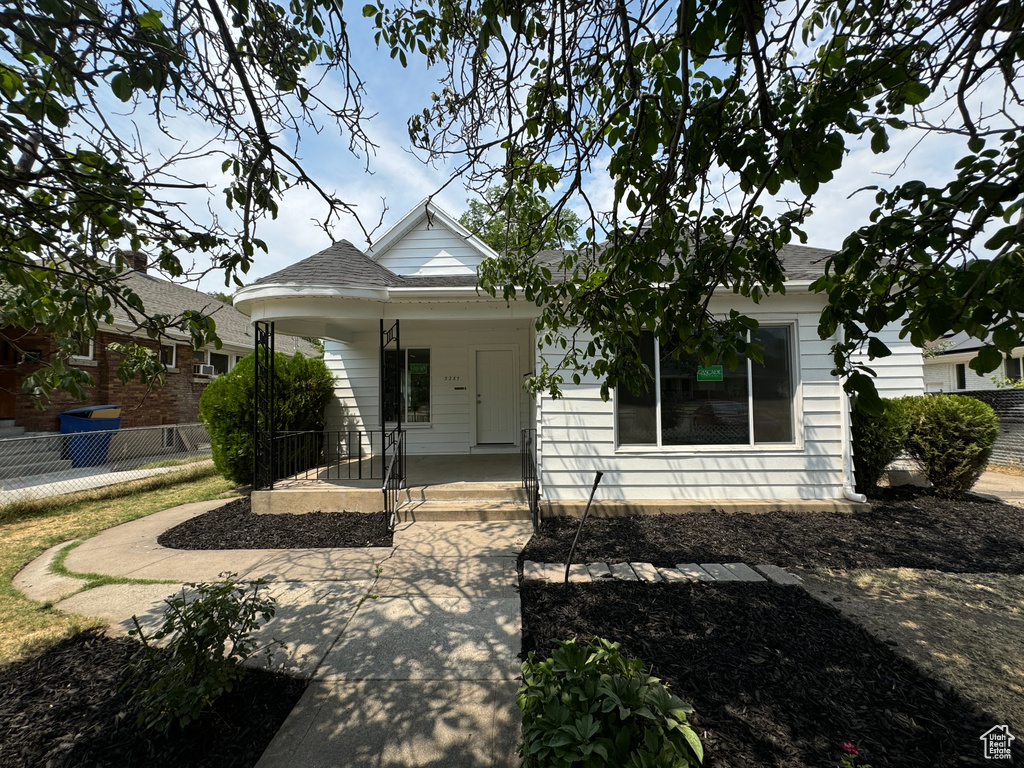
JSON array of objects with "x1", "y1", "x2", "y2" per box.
[{"x1": 173, "y1": 12, "x2": 1002, "y2": 294}]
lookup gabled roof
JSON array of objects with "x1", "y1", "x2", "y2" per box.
[
  {"x1": 367, "y1": 198, "x2": 501, "y2": 262},
  {"x1": 116, "y1": 270, "x2": 316, "y2": 355}
]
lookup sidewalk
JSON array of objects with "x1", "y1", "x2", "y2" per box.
[
  {"x1": 14, "y1": 499, "x2": 531, "y2": 767},
  {"x1": 973, "y1": 469, "x2": 1024, "y2": 507}
]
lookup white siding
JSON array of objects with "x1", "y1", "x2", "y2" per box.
[
  {"x1": 922, "y1": 358, "x2": 1000, "y2": 392},
  {"x1": 851, "y1": 324, "x2": 925, "y2": 398},
  {"x1": 324, "y1": 322, "x2": 534, "y2": 455},
  {"x1": 537, "y1": 309, "x2": 849, "y2": 501},
  {"x1": 376, "y1": 219, "x2": 483, "y2": 276}
]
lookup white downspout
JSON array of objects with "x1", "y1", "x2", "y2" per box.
[{"x1": 839, "y1": 330, "x2": 868, "y2": 503}]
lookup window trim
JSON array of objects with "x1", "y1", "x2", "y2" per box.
[
  {"x1": 70, "y1": 336, "x2": 95, "y2": 362},
  {"x1": 1004, "y1": 355, "x2": 1021, "y2": 382},
  {"x1": 160, "y1": 343, "x2": 177, "y2": 371},
  {"x1": 614, "y1": 321, "x2": 802, "y2": 452},
  {"x1": 209, "y1": 350, "x2": 231, "y2": 376},
  {"x1": 955, "y1": 362, "x2": 967, "y2": 390},
  {"x1": 382, "y1": 346, "x2": 432, "y2": 427}
]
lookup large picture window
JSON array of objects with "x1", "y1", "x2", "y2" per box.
[
  {"x1": 383, "y1": 348, "x2": 431, "y2": 424},
  {"x1": 617, "y1": 326, "x2": 795, "y2": 447}
]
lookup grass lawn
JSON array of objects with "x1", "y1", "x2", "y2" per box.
[{"x1": 0, "y1": 466, "x2": 236, "y2": 664}]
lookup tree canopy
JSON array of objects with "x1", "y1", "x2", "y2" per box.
[
  {"x1": 459, "y1": 186, "x2": 583, "y2": 253},
  {"x1": 3, "y1": 0, "x2": 1023, "y2": 406},
  {"x1": 366, "y1": 0, "x2": 1024, "y2": 405},
  {"x1": 0, "y1": 0, "x2": 370, "y2": 399}
]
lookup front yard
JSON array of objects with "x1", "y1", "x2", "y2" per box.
[
  {"x1": 0, "y1": 466, "x2": 234, "y2": 663},
  {"x1": 520, "y1": 487, "x2": 1024, "y2": 766}
]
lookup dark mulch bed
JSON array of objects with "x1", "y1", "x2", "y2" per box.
[
  {"x1": 522, "y1": 487, "x2": 1024, "y2": 573},
  {"x1": 521, "y1": 581, "x2": 1018, "y2": 767},
  {"x1": 158, "y1": 496, "x2": 392, "y2": 549},
  {"x1": 0, "y1": 629, "x2": 305, "y2": 767}
]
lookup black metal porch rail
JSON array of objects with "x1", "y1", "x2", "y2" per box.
[
  {"x1": 272, "y1": 430, "x2": 379, "y2": 483},
  {"x1": 382, "y1": 428, "x2": 405, "y2": 530},
  {"x1": 253, "y1": 321, "x2": 275, "y2": 491},
  {"x1": 521, "y1": 428, "x2": 540, "y2": 532}
]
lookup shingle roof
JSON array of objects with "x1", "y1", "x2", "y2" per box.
[
  {"x1": 926, "y1": 331, "x2": 983, "y2": 355},
  {"x1": 251, "y1": 239, "x2": 835, "y2": 291},
  {"x1": 117, "y1": 271, "x2": 316, "y2": 356},
  {"x1": 253, "y1": 240, "x2": 403, "y2": 288}
]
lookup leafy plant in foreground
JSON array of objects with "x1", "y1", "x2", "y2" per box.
[
  {"x1": 518, "y1": 637, "x2": 703, "y2": 767},
  {"x1": 128, "y1": 573, "x2": 280, "y2": 733}
]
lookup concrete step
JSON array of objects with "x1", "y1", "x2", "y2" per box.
[
  {"x1": 400, "y1": 484, "x2": 527, "y2": 504},
  {"x1": 0, "y1": 419, "x2": 15, "y2": 428},
  {"x1": 0, "y1": 435, "x2": 65, "y2": 461},
  {"x1": 396, "y1": 500, "x2": 532, "y2": 522},
  {"x1": 0, "y1": 458, "x2": 74, "y2": 480},
  {"x1": 0, "y1": 425, "x2": 25, "y2": 438}
]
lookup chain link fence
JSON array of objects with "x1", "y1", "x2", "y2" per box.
[{"x1": 0, "y1": 423, "x2": 213, "y2": 506}]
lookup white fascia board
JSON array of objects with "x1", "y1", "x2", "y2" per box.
[{"x1": 235, "y1": 283, "x2": 389, "y2": 306}]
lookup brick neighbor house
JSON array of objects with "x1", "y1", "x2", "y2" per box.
[{"x1": 0, "y1": 256, "x2": 317, "y2": 433}]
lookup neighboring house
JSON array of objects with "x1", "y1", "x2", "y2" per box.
[
  {"x1": 0, "y1": 253, "x2": 316, "y2": 432},
  {"x1": 234, "y1": 200, "x2": 924, "y2": 506},
  {"x1": 923, "y1": 331, "x2": 1022, "y2": 392}
]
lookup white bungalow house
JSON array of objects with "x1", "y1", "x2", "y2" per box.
[
  {"x1": 234, "y1": 200, "x2": 924, "y2": 516},
  {"x1": 923, "y1": 331, "x2": 1023, "y2": 392}
]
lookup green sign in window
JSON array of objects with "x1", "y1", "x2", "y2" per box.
[
  {"x1": 409, "y1": 363, "x2": 429, "y2": 375},
  {"x1": 696, "y1": 365, "x2": 723, "y2": 382}
]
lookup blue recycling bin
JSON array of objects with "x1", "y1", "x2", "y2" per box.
[{"x1": 59, "y1": 405, "x2": 123, "y2": 468}]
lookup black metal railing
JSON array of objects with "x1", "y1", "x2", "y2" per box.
[
  {"x1": 522, "y1": 428, "x2": 540, "y2": 532},
  {"x1": 272, "y1": 430, "x2": 378, "y2": 483},
  {"x1": 382, "y1": 428, "x2": 405, "y2": 530}
]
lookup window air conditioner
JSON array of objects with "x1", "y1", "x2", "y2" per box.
[{"x1": 194, "y1": 364, "x2": 216, "y2": 376}]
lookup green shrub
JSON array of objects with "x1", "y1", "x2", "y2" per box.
[
  {"x1": 903, "y1": 394, "x2": 999, "y2": 498},
  {"x1": 851, "y1": 396, "x2": 913, "y2": 492},
  {"x1": 198, "y1": 351, "x2": 334, "y2": 485},
  {"x1": 127, "y1": 573, "x2": 280, "y2": 733},
  {"x1": 518, "y1": 637, "x2": 703, "y2": 768}
]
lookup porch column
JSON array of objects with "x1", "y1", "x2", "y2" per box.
[{"x1": 253, "y1": 320, "x2": 275, "y2": 490}]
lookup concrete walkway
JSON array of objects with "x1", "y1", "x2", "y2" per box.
[
  {"x1": 14, "y1": 499, "x2": 531, "y2": 767},
  {"x1": 974, "y1": 469, "x2": 1024, "y2": 507}
]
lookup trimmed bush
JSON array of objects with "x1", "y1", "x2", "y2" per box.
[
  {"x1": 903, "y1": 394, "x2": 999, "y2": 498},
  {"x1": 518, "y1": 637, "x2": 703, "y2": 768},
  {"x1": 851, "y1": 396, "x2": 912, "y2": 493},
  {"x1": 199, "y1": 352, "x2": 334, "y2": 485}
]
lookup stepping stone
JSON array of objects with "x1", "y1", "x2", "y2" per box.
[
  {"x1": 608, "y1": 562, "x2": 638, "y2": 581},
  {"x1": 522, "y1": 561, "x2": 563, "y2": 583},
  {"x1": 754, "y1": 564, "x2": 804, "y2": 585},
  {"x1": 700, "y1": 563, "x2": 742, "y2": 582},
  {"x1": 629, "y1": 562, "x2": 662, "y2": 582},
  {"x1": 587, "y1": 562, "x2": 613, "y2": 580},
  {"x1": 565, "y1": 563, "x2": 591, "y2": 583},
  {"x1": 722, "y1": 563, "x2": 767, "y2": 582},
  {"x1": 675, "y1": 563, "x2": 714, "y2": 582},
  {"x1": 656, "y1": 567, "x2": 695, "y2": 583}
]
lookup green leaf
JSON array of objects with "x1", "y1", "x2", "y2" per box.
[
  {"x1": 111, "y1": 73, "x2": 133, "y2": 102},
  {"x1": 971, "y1": 344, "x2": 1002, "y2": 373},
  {"x1": 362, "y1": 3, "x2": 377, "y2": 16},
  {"x1": 903, "y1": 81, "x2": 930, "y2": 105}
]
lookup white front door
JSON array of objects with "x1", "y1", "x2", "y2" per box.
[{"x1": 476, "y1": 349, "x2": 516, "y2": 444}]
